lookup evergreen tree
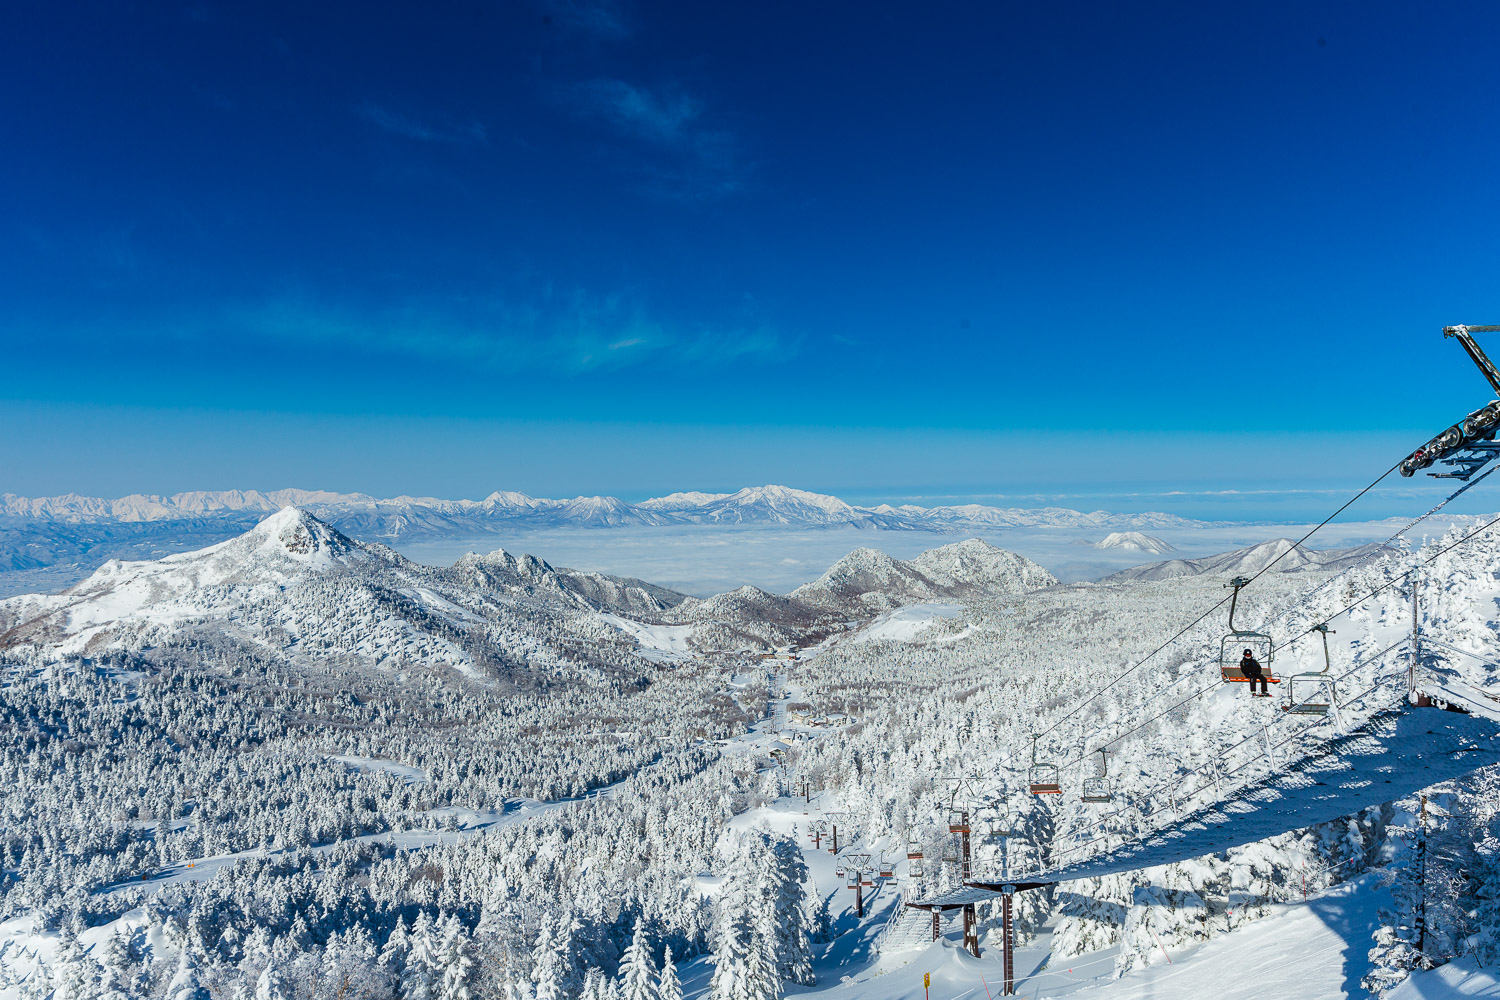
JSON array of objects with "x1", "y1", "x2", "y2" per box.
[
  {"x1": 437, "y1": 915, "x2": 478, "y2": 1000},
  {"x1": 403, "y1": 911, "x2": 441, "y2": 1000},
  {"x1": 532, "y1": 917, "x2": 567, "y2": 1000},
  {"x1": 616, "y1": 918, "x2": 655, "y2": 1000},
  {"x1": 657, "y1": 946, "x2": 683, "y2": 1000},
  {"x1": 761, "y1": 835, "x2": 815, "y2": 984}
]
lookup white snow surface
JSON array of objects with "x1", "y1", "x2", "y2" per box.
[
  {"x1": 1094, "y1": 531, "x2": 1175, "y2": 554},
  {"x1": 597, "y1": 612, "x2": 696, "y2": 661},
  {"x1": 853, "y1": 603, "x2": 967, "y2": 643}
]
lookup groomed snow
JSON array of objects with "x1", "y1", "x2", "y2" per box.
[
  {"x1": 597, "y1": 612, "x2": 696, "y2": 661},
  {"x1": 853, "y1": 603, "x2": 967, "y2": 643}
]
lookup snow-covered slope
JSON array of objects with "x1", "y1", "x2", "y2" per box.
[
  {"x1": 1094, "y1": 531, "x2": 1175, "y2": 554},
  {"x1": 791, "y1": 538, "x2": 1057, "y2": 614},
  {"x1": 0, "y1": 508, "x2": 685, "y2": 677},
  {"x1": 447, "y1": 548, "x2": 687, "y2": 616},
  {"x1": 1104, "y1": 538, "x2": 1392, "y2": 582}
]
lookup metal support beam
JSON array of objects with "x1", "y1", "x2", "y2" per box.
[
  {"x1": 961, "y1": 810, "x2": 971, "y2": 880},
  {"x1": 1002, "y1": 889, "x2": 1015, "y2": 995},
  {"x1": 932, "y1": 907, "x2": 941, "y2": 941},
  {"x1": 1444, "y1": 325, "x2": 1500, "y2": 395},
  {"x1": 962, "y1": 903, "x2": 980, "y2": 957}
]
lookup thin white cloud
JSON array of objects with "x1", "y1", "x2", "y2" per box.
[
  {"x1": 545, "y1": 0, "x2": 631, "y2": 40},
  {"x1": 571, "y1": 79, "x2": 746, "y2": 201},
  {"x1": 356, "y1": 103, "x2": 487, "y2": 144},
  {"x1": 222, "y1": 290, "x2": 789, "y2": 374},
  {"x1": 575, "y1": 79, "x2": 701, "y2": 145}
]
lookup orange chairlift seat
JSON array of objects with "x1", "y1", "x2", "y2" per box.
[
  {"x1": 1028, "y1": 735, "x2": 1062, "y2": 795},
  {"x1": 1220, "y1": 576, "x2": 1279, "y2": 684},
  {"x1": 906, "y1": 840, "x2": 925, "y2": 879}
]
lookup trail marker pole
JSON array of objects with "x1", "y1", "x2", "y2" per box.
[{"x1": 924, "y1": 972, "x2": 930, "y2": 1000}]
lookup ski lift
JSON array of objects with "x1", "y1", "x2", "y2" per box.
[
  {"x1": 835, "y1": 866, "x2": 847, "y2": 879},
  {"x1": 906, "y1": 842, "x2": 925, "y2": 879},
  {"x1": 1028, "y1": 734, "x2": 1061, "y2": 795},
  {"x1": 977, "y1": 802, "x2": 1013, "y2": 838},
  {"x1": 1220, "y1": 576, "x2": 1278, "y2": 684},
  {"x1": 846, "y1": 870, "x2": 858, "y2": 889},
  {"x1": 1401, "y1": 326, "x2": 1500, "y2": 480},
  {"x1": 948, "y1": 809, "x2": 970, "y2": 835},
  {"x1": 861, "y1": 871, "x2": 875, "y2": 887},
  {"x1": 1285, "y1": 624, "x2": 1337, "y2": 716},
  {"x1": 1081, "y1": 749, "x2": 1113, "y2": 804},
  {"x1": 878, "y1": 853, "x2": 895, "y2": 879}
]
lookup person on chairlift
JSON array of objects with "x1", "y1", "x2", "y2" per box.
[{"x1": 1240, "y1": 648, "x2": 1269, "y2": 697}]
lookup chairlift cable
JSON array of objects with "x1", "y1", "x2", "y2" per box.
[
  {"x1": 1051, "y1": 508, "x2": 1500, "y2": 777},
  {"x1": 1045, "y1": 651, "x2": 1405, "y2": 869},
  {"x1": 1278, "y1": 510, "x2": 1500, "y2": 649},
  {"x1": 1051, "y1": 630, "x2": 1408, "y2": 843},
  {"x1": 1054, "y1": 468, "x2": 1500, "y2": 760},
  {"x1": 1004, "y1": 459, "x2": 1406, "y2": 767}
]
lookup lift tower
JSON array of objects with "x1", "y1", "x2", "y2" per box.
[{"x1": 1401, "y1": 325, "x2": 1500, "y2": 479}]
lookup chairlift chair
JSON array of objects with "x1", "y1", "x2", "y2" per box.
[
  {"x1": 1028, "y1": 735, "x2": 1062, "y2": 795},
  {"x1": 1220, "y1": 576, "x2": 1279, "y2": 684},
  {"x1": 1081, "y1": 749, "x2": 1113, "y2": 804},
  {"x1": 978, "y1": 803, "x2": 1013, "y2": 838},
  {"x1": 948, "y1": 809, "x2": 970, "y2": 835},
  {"x1": 878, "y1": 852, "x2": 895, "y2": 879},
  {"x1": 1285, "y1": 624, "x2": 1337, "y2": 716}
]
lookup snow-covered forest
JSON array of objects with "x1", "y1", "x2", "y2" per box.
[{"x1": 2, "y1": 507, "x2": 1499, "y2": 998}]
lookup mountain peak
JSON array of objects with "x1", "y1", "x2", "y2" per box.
[
  {"x1": 249, "y1": 506, "x2": 357, "y2": 561},
  {"x1": 1094, "y1": 531, "x2": 1175, "y2": 554}
]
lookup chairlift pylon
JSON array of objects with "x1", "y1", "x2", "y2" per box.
[
  {"x1": 1081, "y1": 749, "x2": 1113, "y2": 803},
  {"x1": 1027, "y1": 734, "x2": 1061, "y2": 795},
  {"x1": 1220, "y1": 576, "x2": 1278, "y2": 685},
  {"x1": 1401, "y1": 326, "x2": 1500, "y2": 480},
  {"x1": 1285, "y1": 623, "x2": 1337, "y2": 716}
]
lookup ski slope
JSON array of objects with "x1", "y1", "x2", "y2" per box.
[{"x1": 798, "y1": 875, "x2": 1409, "y2": 999}]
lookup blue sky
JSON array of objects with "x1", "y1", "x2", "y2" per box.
[{"x1": 5, "y1": 1, "x2": 1500, "y2": 514}]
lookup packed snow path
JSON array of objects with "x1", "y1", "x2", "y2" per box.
[{"x1": 915, "y1": 708, "x2": 1500, "y2": 904}]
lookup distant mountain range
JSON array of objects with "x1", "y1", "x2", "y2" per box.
[
  {"x1": 0, "y1": 509, "x2": 1060, "y2": 668},
  {"x1": 1101, "y1": 538, "x2": 1393, "y2": 583},
  {"x1": 0, "y1": 484, "x2": 1209, "y2": 534}
]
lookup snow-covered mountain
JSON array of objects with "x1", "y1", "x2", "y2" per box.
[
  {"x1": 447, "y1": 548, "x2": 686, "y2": 617},
  {"x1": 0, "y1": 485, "x2": 1213, "y2": 595},
  {"x1": 1094, "y1": 531, "x2": 1175, "y2": 554},
  {"x1": 1103, "y1": 538, "x2": 1393, "y2": 583},
  {"x1": 0, "y1": 485, "x2": 1208, "y2": 534},
  {"x1": 790, "y1": 538, "x2": 1057, "y2": 613},
  {"x1": 0, "y1": 507, "x2": 1058, "y2": 670},
  {"x1": 0, "y1": 508, "x2": 691, "y2": 676}
]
